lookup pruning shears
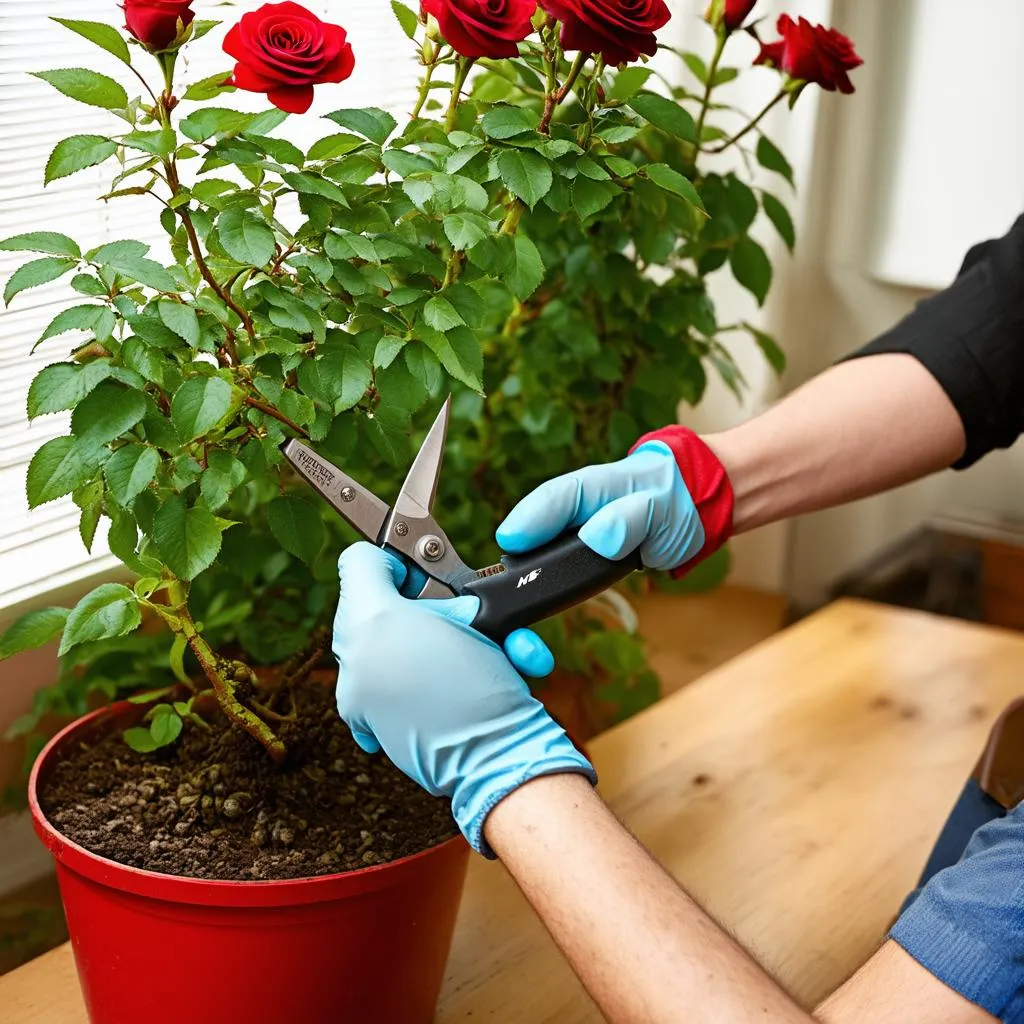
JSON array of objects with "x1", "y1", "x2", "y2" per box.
[{"x1": 280, "y1": 397, "x2": 640, "y2": 642}]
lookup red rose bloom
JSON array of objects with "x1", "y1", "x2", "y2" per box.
[
  {"x1": 123, "y1": 0, "x2": 195, "y2": 51},
  {"x1": 422, "y1": 0, "x2": 537, "y2": 59},
  {"x1": 754, "y1": 14, "x2": 863, "y2": 94},
  {"x1": 540, "y1": 0, "x2": 671, "y2": 65},
  {"x1": 723, "y1": 0, "x2": 757, "y2": 31},
  {"x1": 223, "y1": 2, "x2": 355, "y2": 115}
]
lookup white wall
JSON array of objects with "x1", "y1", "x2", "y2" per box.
[{"x1": 773, "y1": 0, "x2": 1024, "y2": 607}]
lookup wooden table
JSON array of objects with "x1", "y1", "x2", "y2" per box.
[{"x1": 4, "y1": 599, "x2": 1023, "y2": 1021}]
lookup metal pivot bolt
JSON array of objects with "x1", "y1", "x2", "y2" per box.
[
  {"x1": 394, "y1": 521, "x2": 409, "y2": 537},
  {"x1": 340, "y1": 487, "x2": 355, "y2": 503},
  {"x1": 418, "y1": 535, "x2": 445, "y2": 562}
]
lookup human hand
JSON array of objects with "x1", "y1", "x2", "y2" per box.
[
  {"x1": 332, "y1": 543, "x2": 596, "y2": 854},
  {"x1": 497, "y1": 441, "x2": 705, "y2": 572}
]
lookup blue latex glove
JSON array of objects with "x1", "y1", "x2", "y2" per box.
[
  {"x1": 333, "y1": 542, "x2": 596, "y2": 854},
  {"x1": 497, "y1": 441, "x2": 705, "y2": 571}
]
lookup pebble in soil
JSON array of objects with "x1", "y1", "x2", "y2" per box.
[{"x1": 39, "y1": 685, "x2": 458, "y2": 881}]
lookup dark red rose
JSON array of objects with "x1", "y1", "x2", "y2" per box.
[
  {"x1": 123, "y1": 0, "x2": 195, "y2": 50},
  {"x1": 723, "y1": 0, "x2": 757, "y2": 31},
  {"x1": 540, "y1": 0, "x2": 671, "y2": 65},
  {"x1": 754, "y1": 14, "x2": 863, "y2": 94},
  {"x1": 422, "y1": 0, "x2": 537, "y2": 59},
  {"x1": 223, "y1": 2, "x2": 355, "y2": 114}
]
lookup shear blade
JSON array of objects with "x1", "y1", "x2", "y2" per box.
[
  {"x1": 392, "y1": 395, "x2": 451, "y2": 522},
  {"x1": 279, "y1": 439, "x2": 390, "y2": 543}
]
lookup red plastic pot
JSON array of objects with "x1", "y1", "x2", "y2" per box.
[{"x1": 29, "y1": 702, "x2": 471, "y2": 1024}]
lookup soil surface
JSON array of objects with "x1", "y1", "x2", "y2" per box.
[{"x1": 39, "y1": 684, "x2": 458, "y2": 881}]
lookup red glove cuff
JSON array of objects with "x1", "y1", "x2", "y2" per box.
[{"x1": 630, "y1": 426, "x2": 734, "y2": 577}]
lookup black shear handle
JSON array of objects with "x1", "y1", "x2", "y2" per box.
[{"x1": 459, "y1": 531, "x2": 642, "y2": 643}]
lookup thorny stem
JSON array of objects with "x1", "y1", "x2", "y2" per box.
[
  {"x1": 166, "y1": 159, "x2": 257, "y2": 344},
  {"x1": 537, "y1": 24, "x2": 561, "y2": 135},
  {"x1": 153, "y1": 85, "x2": 257, "y2": 346},
  {"x1": 277, "y1": 626, "x2": 331, "y2": 689},
  {"x1": 244, "y1": 396, "x2": 310, "y2": 438},
  {"x1": 706, "y1": 90, "x2": 787, "y2": 153},
  {"x1": 412, "y1": 40, "x2": 440, "y2": 118},
  {"x1": 500, "y1": 200, "x2": 525, "y2": 235},
  {"x1": 446, "y1": 57, "x2": 474, "y2": 132},
  {"x1": 693, "y1": 29, "x2": 727, "y2": 159},
  {"x1": 165, "y1": 584, "x2": 286, "y2": 761}
]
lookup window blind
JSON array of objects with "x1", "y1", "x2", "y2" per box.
[{"x1": 0, "y1": 0, "x2": 417, "y2": 610}]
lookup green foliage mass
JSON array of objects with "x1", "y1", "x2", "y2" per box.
[{"x1": 0, "y1": 7, "x2": 796, "y2": 756}]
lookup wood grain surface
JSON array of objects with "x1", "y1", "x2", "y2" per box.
[{"x1": 3, "y1": 600, "x2": 1020, "y2": 1023}]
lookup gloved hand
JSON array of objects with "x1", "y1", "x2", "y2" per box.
[
  {"x1": 497, "y1": 441, "x2": 706, "y2": 571},
  {"x1": 333, "y1": 542, "x2": 596, "y2": 855}
]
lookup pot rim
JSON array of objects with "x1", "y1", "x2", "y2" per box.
[{"x1": 29, "y1": 701, "x2": 468, "y2": 908}]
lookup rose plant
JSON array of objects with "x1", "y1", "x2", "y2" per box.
[{"x1": 0, "y1": 0, "x2": 860, "y2": 763}]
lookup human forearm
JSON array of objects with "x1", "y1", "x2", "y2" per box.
[
  {"x1": 705, "y1": 354, "x2": 966, "y2": 534},
  {"x1": 484, "y1": 774, "x2": 810, "y2": 1024}
]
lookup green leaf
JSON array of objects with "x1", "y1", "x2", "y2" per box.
[
  {"x1": 381, "y1": 149, "x2": 435, "y2": 177},
  {"x1": 38, "y1": 304, "x2": 115, "y2": 347},
  {"x1": 374, "y1": 335, "x2": 406, "y2": 369},
  {"x1": 200, "y1": 449, "x2": 246, "y2": 511},
  {"x1": 218, "y1": 208, "x2": 275, "y2": 267},
  {"x1": 629, "y1": 94, "x2": 696, "y2": 142},
  {"x1": 179, "y1": 107, "x2": 251, "y2": 143},
  {"x1": 121, "y1": 129, "x2": 176, "y2": 158},
  {"x1": 45, "y1": 135, "x2": 118, "y2": 184},
  {"x1": 497, "y1": 149, "x2": 552, "y2": 209},
  {"x1": 307, "y1": 133, "x2": 365, "y2": 160},
  {"x1": 0, "y1": 608, "x2": 69, "y2": 660},
  {"x1": 418, "y1": 326, "x2": 483, "y2": 393},
  {"x1": 27, "y1": 361, "x2": 111, "y2": 418},
  {"x1": 365, "y1": 406, "x2": 409, "y2": 467},
  {"x1": 268, "y1": 495, "x2": 325, "y2": 564},
  {"x1": 645, "y1": 164, "x2": 704, "y2": 210},
  {"x1": 58, "y1": 583, "x2": 141, "y2": 656},
  {"x1": 572, "y1": 178, "x2": 618, "y2": 220},
  {"x1": 405, "y1": 344, "x2": 443, "y2": 392},
  {"x1": 442, "y1": 212, "x2": 490, "y2": 251},
  {"x1": 123, "y1": 726, "x2": 159, "y2": 754},
  {"x1": 247, "y1": 133, "x2": 305, "y2": 167},
  {"x1": 104, "y1": 444, "x2": 160, "y2": 506},
  {"x1": 71, "y1": 381, "x2": 146, "y2": 446},
  {"x1": 158, "y1": 299, "x2": 200, "y2": 346},
  {"x1": 482, "y1": 105, "x2": 539, "y2": 139},
  {"x1": 508, "y1": 234, "x2": 544, "y2": 301},
  {"x1": 423, "y1": 296, "x2": 465, "y2": 332},
  {"x1": 324, "y1": 107, "x2": 397, "y2": 145},
  {"x1": 149, "y1": 706, "x2": 184, "y2": 747},
  {"x1": 297, "y1": 349, "x2": 372, "y2": 412},
  {"x1": 153, "y1": 496, "x2": 223, "y2": 581},
  {"x1": 682, "y1": 52, "x2": 708, "y2": 83},
  {"x1": 729, "y1": 236, "x2": 772, "y2": 306},
  {"x1": 756, "y1": 135, "x2": 794, "y2": 185},
  {"x1": 0, "y1": 232, "x2": 80, "y2": 258},
  {"x1": 608, "y1": 66, "x2": 653, "y2": 101},
  {"x1": 183, "y1": 71, "x2": 236, "y2": 102},
  {"x1": 281, "y1": 170, "x2": 350, "y2": 206},
  {"x1": 4, "y1": 257, "x2": 76, "y2": 306},
  {"x1": 762, "y1": 192, "x2": 795, "y2": 251},
  {"x1": 171, "y1": 376, "x2": 234, "y2": 441},
  {"x1": 51, "y1": 18, "x2": 131, "y2": 64},
  {"x1": 391, "y1": 0, "x2": 419, "y2": 39},
  {"x1": 27, "y1": 437, "x2": 98, "y2": 507},
  {"x1": 33, "y1": 69, "x2": 128, "y2": 111},
  {"x1": 744, "y1": 322, "x2": 786, "y2": 374},
  {"x1": 104, "y1": 251, "x2": 177, "y2": 292}
]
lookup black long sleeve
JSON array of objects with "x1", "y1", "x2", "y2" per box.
[{"x1": 846, "y1": 214, "x2": 1024, "y2": 468}]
